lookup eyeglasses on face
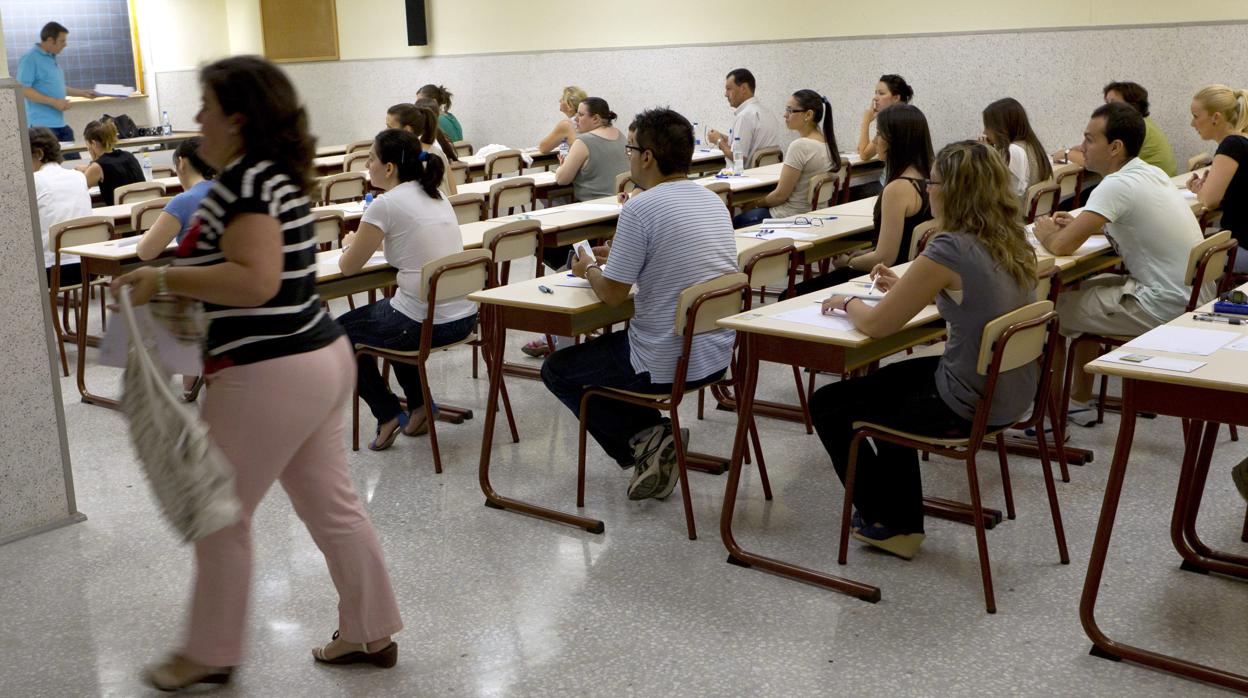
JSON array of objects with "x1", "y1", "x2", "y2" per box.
[
  {"x1": 624, "y1": 143, "x2": 649, "y2": 156},
  {"x1": 783, "y1": 107, "x2": 809, "y2": 115}
]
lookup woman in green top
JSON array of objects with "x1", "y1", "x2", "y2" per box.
[{"x1": 418, "y1": 84, "x2": 463, "y2": 142}]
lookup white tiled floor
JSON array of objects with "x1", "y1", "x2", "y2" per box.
[{"x1": 2, "y1": 294, "x2": 1246, "y2": 697}]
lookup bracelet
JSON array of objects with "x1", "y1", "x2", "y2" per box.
[
  {"x1": 156, "y1": 267, "x2": 169, "y2": 296},
  {"x1": 841, "y1": 296, "x2": 854, "y2": 312},
  {"x1": 585, "y1": 264, "x2": 602, "y2": 275}
]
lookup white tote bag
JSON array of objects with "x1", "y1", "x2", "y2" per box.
[{"x1": 118, "y1": 286, "x2": 241, "y2": 542}]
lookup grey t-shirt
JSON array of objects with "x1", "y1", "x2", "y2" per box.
[
  {"x1": 573, "y1": 131, "x2": 630, "y2": 202},
  {"x1": 922, "y1": 231, "x2": 1039, "y2": 425}
]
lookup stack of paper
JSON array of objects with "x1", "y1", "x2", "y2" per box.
[{"x1": 1122, "y1": 325, "x2": 1238, "y2": 356}]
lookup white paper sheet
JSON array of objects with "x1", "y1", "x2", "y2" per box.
[
  {"x1": 722, "y1": 177, "x2": 763, "y2": 187},
  {"x1": 772, "y1": 304, "x2": 857, "y2": 332},
  {"x1": 116, "y1": 237, "x2": 142, "y2": 248},
  {"x1": 1225, "y1": 337, "x2": 1248, "y2": 352},
  {"x1": 812, "y1": 295, "x2": 881, "y2": 306},
  {"x1": 1073, "y1": 235, "x2": 1110, "y2": 256},
  {"x1": 1122, "y1": 325, "x2": 1239, "y2": 356},
  {"x1": 568, "y1": 203, "x2": 623, "y2": 213},
  {"x1": 1181, "y1": 189, "x2": 1199, "y2": 200},
  {"x1": 94, "y1": 83, "x2": 134, "y2": 98},
  {"x1": 553, "y1": 277, "x2": 592, "y2": 288},
  {"x1": 1098, "y1": 350, "x2": 1205, "y2": 373},
  {"x1": 738, "y1": 230, "x2": 817, "y2": 241},
  {"x1": 98, "y1": 306, "x2": 203, "y2": 376}
]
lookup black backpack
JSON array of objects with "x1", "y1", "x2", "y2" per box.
[{"x1": 101, "y1": 113, "x2": 142, "y2": 139}]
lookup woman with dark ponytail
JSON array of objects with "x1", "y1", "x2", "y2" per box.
[
  {"x1": 732, "y1": 89, "x2": 841, "y2": 228},
  {"x1": 417, "y1": 83, "x2": 463, "y2": 141},
  {"x1": 336, "y1": 128, "x2": 477, "y2": 449},
  {"x1": 388, "y1": 102, "x2": 459, "y2": 194}
]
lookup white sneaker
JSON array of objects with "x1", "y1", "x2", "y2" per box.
[{"x1": 626, "y1": 425, "x2": 667, "y2": 499}]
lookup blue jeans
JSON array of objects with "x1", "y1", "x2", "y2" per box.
[
  {"x1": 732, "y1": 207, "x2": 770, "y2": 229},
  {"x1": 337, "y1": 299, "x2": 477, "y2": 422},
  {"x1": 540, "y1": 331, "x2": 725, "y2": 467},
  {"x1": 49, "y1": 125, "x2": 81, "y2": 160}
]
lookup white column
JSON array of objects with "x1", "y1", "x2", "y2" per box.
[{"x1": 0, "y1": 78, "x2": 85, "y2": 545}]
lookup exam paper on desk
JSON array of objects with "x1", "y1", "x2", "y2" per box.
[
  {"x1": 1122, "y1": 325, "x2": 1239, "y2": 356},
  {"x1": 772, "y1": 304, "x2": 857, "y2": 332}
]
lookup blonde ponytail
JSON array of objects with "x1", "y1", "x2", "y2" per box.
[{"x1": 1193, "y1": 84, "x2": 1248, "y2": 134}]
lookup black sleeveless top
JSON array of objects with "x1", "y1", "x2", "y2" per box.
[
  {"x1": 96, "y1": 149, "x2": 145, "y2": 205},
  {"x1": 872, "y1": 176, "x2": 932, "y2": 264}
]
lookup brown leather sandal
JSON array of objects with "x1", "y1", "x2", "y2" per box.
[{"x1": 312, "y1": 630, "x2": 398, "y2": 668}]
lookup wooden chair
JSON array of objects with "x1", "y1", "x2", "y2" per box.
[
  {"x1": 130, "y1": 196, "x2": 173, "y2": 234},
  {"x1": 1188, "y1": 152, "x2": 1213, "y2": 173},
  {"x1": 839, "y1": 300, "x2": 1069, "y2": 613},
  {"x1": 487, "y1": 177, "x2": 536, "y2": 218},
  {"x1": 449, "y1": 192, "x2": 486, "y2": 224},
  {"x1": 908, "y1": 219, "x2": 939, "y2": 261},
  {"x1": 485, "y1": 149, "x2": 524, "y2": 179},
  {"x1": 450, "y1": 160, "x2": 470, "y2": 185},
  {"x1": 454, "y1": 141, "x2": 474, "y2": 157},
  {"x1": 345, "y1": 139, "x2": 372, "y2": 154},
  {"x1": 809, "y1": 169, "x2": 847, "y2": 211},
  {"x1": 615, "y1": 172, "x2": 638, "y2": 197},
  {"x1": 705, "y1": 181, "x2": 734, "y2": 213},
  {"x1": 749, "y1": 145, "x2": 783, "y2": 168},
  {"x1": 576, "y1": 272, "x2": 755, "y2": 540},
  {"x1": 312, "y1": 209, "x2": 347, "y2": 250},
  {"x1": 1023, "y1": 179, "x2": 1060, "y2": 223},
  {"x1": 152, "y1": 165, "x2": 175, "y2": 179},
  {"x1": 320, "y1": 172, "x2": 367, "y2": 204},
  {"x1": 343, "y1": 152, "x2": 369, "y2": 173},
  {"x1": 351, "y1": 250, "x2": 495, "y2": 473},
  {"x1": 1053, "y1": 162, "x2": 1085, "y2": 205},
  {"x1": 49, "y1": 216, "x2": 114, "y2": 375},
  {"x1": 114, "y1": 181, "x2": 167, "y2": 205}
]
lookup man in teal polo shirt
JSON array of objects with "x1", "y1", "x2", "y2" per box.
[{"x1": 16, "y1": 22, "x2": 98, "y2": 151}]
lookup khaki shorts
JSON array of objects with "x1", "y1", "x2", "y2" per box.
[{"x1": 1055, "y1": 274, "x2": 1164, "y2": 338}]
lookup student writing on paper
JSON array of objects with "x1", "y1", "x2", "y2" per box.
[
  {"x1": 537, "y1": 86, "x2": 587, "y2": 153},
  {"x1": 336, "y1": 130, "x2": 477, "y2": 449},
  {"x1": 811, "y1": 141, "x2": 1038, "y2": 561},
  {"x1": 1033, "y1": 103, "x2": 1205, "y2": 425},
  {"x1": 137, "y1": 137, "x2": 217, "y2": 260},
  {"x1": 1188, "y1": 84, "x2": 1248, "y2": 273},
  {"x1": 542, "y1": 108, "x2": 737, "y2": 502},
  {"x1": 732, "y1": 89, "x2": 842, "y2": 228},
  {"x1": 76, "y1": 119, "x2": 144, "y2": 206},
  {"x1": 981, "y1": 98, "x2": 1052, "y2": 202},
  {"x1": 789, "y1": 104, "x2": 933, "y2": 297}
]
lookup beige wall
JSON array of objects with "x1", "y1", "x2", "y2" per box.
[{"x1": 0, "y1": 11, "x2": 8, "y2": 77}]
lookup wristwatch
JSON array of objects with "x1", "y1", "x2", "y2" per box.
[{"x1": 841, "y1": 296, "x2": 854, "y2": 312}]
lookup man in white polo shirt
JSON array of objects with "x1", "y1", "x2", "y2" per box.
[
  {"x1": 541, "y1": 107, "x2": 738, "y2": 501},
  {"x1": 707, "y1": 68, "x2": 783, "y2": 167},
  {"x1": 1033, "y1": 102, "x2": 1205, "y2": 426}
]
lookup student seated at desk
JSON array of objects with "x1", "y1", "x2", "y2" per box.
[
  {"x1": 336, "y1": 129, "x2": 477, "y2": 450},
  {"x1": 29, "y1": 126, "x2": 91, "y2": 286},
  {"x1": 537, "y1": 86, "x2": 587, "y2": 153},
  {"x1": 137, "y1": 137, "x2": 216, "y2": 260},
  {"x1": 981, "y1": 97, "x2": 1052, "y2": 201},
  {"x1": 707, "y1": 68, "x2": 783, "y2": 167},
  {"x1": 812, "y1": 140, "x2": 1039, "y2": 560},
  {"x1": 387, "y1": 103, "x2": 458, "y2": 195},
  {"x1": 542, "y1": 108, "x2": 738, "y2": 501},
  {"x1": 406, "y1": 100, "x2": 461, "y2": 164},
  {"x1": 1034, "y1": 102, "x2": 1204, "y2": 426},
  {"x1": 554, "y1": 96, "x2": 630, "y2": 202},
  {"x1": 1053, "y1": 81, "x2": 1177, "y2": 176},
  {"x1": 732, "y1": 89, "x2": 842, "y2": 229},
  {"x1": 77, "y1": 119, "x2": 144, "y2": 205},
  {"x1": 857, "y1": 74, "x2": 913, "y2": 163},
  {"x1": 417, "y1": 84, "x2": 462, "y2": 142},
  {"x1": 1188, "y1": 84, "x2": 1248, "y2": 273},
  {"x1": 789, "y1": 103, "x2": 933, "y2": 296}
]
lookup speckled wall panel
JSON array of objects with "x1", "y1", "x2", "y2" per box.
[
  {"x1": 0, "y1": 79, "x2": 82, "y2": 545},
  {"x1": 156, "y1": 22, "x2": 1247, "y2": 168}
]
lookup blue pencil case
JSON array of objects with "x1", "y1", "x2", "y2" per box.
[{"x1": 1213, "y1": 300, "x2": 1248, "y2": 316}]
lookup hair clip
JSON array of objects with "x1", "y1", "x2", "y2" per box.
[{"x1": 419, "y1": 150, "x2": 428, "y2": 162}]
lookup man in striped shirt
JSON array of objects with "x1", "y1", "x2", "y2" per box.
[{"x1": 541, "y1": 108, "x2": 738, "y2": 501}]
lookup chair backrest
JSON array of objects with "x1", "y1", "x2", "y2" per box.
[
  {"x1": 1052, "y1": 162, "x2": 1084, "y2": 202},
  {"x1": 808, "y1": 170, "x2": 843, "y2": 211},
  {"x1": 1034, "y1": 256, "x2": 1057, "y2": 302},
  {"x1": 1186, "y1": 229, "x2": 1237, "y2": 309},
  {"x1": 420, "y1": 249, "x2": 492, "y2": 303},
  {"x1": 454, "y1": 141, "x2": 474, "y2": 157},
  {"x1": 674, "y1": 272, "x2": 749, "y2": 337},
  {"x1": 130, "y1": 195, "x2": 174, "y2": 233},
  {"x1": 51, "y1": 215, "x2": 114, "y2": 256},
  {"x1": 115, "y1": 181, "x2": 167, "y2": 205},
  {"x1": 749, "y1": 145, "x2": 783, "y2": 168},
  {"x1": 320, "y1": 172, "x2": 367, "y2": 204},
  {"x1": 976, "y1": 300, "x2": 1054, "y2": 376},
  {"x1": 1022, "y1": 179, "x2": 1060, "y2": 223},
  {"x1": 343, "y1": 151, "x2": 369, "y2": 172},
  {"x1": 483, "y1": 219, "x2": 542, "y2": 266},
  {"x1": 488, "y1": 177, "x2": 536, "y2": 218},
  {"x1": 908, "y1": 219, "x2": 939, "y2": 261},
  {"x1": 448, "y1": 192, "x2": 486, "y2": 224},
  {"x1": 705, "y1": 181, "x2": 733, "y2": 210},
  {"x1": 738, "y1": 238, "x2": 795, "y2": 292},
  {"x1": 345, "y1": 139, "x2": 372, "y2": 154},
  {"x1": 312, "y1": 209, "x2": 346, "y2": 248},
  {"x1": 151, "y1": 165, "x2": 175, "y2": 179},
  {"x1": 485, "y1": 149, "x2": 523, "y2": 179},
  {"x1": 615, "y1": 172, "x2": 638, "y2": 196},
  {"x1": 450, "y1": 160, "x2": 470, "y2": 185},
  {"x1": 1188, "y1": 151, "x2": 1212, "y2": 173}
]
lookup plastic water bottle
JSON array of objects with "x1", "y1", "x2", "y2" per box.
[
  {"x1": 731, "y1": 137, "x2": 744, "y2": 175},
  {"x1": 363, "y1": 192, "x2": 374, "y2": 211},
  {"x1": 558, "y1": 138, "x2": 569, "y2": 161},
  {"x1": 161, "y1": 110, "x2": 172, "y2": 136},
  {"x1": 141, "y1": 153, "x2": 153, "y2": 181},
  {"x1": 692, "y1": 122, "x2": 701, "y2": 148}
]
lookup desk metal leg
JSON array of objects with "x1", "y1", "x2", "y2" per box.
[
  {"x1": 1171, "y1": 420, "x2": 1248, "y2": 579},
  {"x1": 1079, "y1": 381, "x2": 1248, "y2": 691},
  {"x1": 718, "y1": 334, "x2": 881, "y2": 603},
  {"x1": 478, "y1": 308, "x2": 604, "y2": 534},
  {"x1": 74, "y1": 257, "x2": 119, "y2": 409}
]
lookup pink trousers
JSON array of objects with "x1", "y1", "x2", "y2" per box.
[{"x1": 183, "y1": 337, "x2": 402, "y2": 666}]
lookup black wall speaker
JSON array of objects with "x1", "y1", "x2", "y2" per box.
[{"x1": 405, "y1": 0, "x2": 429, "y2": 46}]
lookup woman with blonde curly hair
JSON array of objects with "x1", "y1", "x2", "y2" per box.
[
  {"x1": 809, "y1": 140, "x2": 1038, "y2": 561},
  {"x1": 1189, "y1": 83, "x2": 1248, "y2": 272},
  {"x1": 538, "y1": 85, "x2": 588, "y2": 153}
]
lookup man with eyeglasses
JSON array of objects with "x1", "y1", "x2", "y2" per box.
[
  {"x1": 706, "y1": 68, "x2": 783, "y2": 167},
  {"x1": 541, "y1": 108, "x2": 738, "y2": 502}
]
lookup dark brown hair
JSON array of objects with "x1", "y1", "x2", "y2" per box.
[
  {"x1": 981, "y1": 97, "x2": 1053, "y2": 182},
  {"x1": 374, "y1": 129, "x2": 444, "y2": 200},
  {"x1": 174, "y1": 137, "x2": 216, "y2": 179},
  {"x1": 200, "y1": 55, "x2": 317, "y2": 194},
  {"x1": 791, "y1": 89, "x2": 842, "y2": 171},
  {"x1": 29, "y1": 127, "x2": 64, "y2": 164},
  {"x1": 391, "y1": 102, "x2": 459, "y2": 162},
  {"x1": 417, "y1": 84, "x2": 453, "y2": 111},
  {"x1": 83, "y1": 119, "x2": 119, "y2": 150},
  {"x1": 1103, "y1": 81, "x2": 1150, "y2": 117},
  {"x1": 876, "y1": 103, "x2": 933, "y2": 182},
  {"x1": 580, "y1": 97, "x2": 617, "y2": 125}
]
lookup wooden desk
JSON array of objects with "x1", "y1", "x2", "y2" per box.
[
  {"x1": 62, "y1": 131, "x2": 198, "y2": 154},
  {"x1": 1081, "y1": 297, "x2": 1248, "y2": 692},
  {"x1": 714, "y1": 276, "x2": 947, "y2": 602}
]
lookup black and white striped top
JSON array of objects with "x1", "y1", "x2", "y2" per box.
[{"x1": 176, "y1": 156, "x2": 341, "y2": 373}]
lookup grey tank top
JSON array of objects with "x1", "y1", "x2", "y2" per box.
[{"x1": 573, "y1": 131, "x2": 630, "y2": 202}]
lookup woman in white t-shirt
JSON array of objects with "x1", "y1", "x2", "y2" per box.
[
  {"x1": 982, "y1": 97, "x2": 1052, "y2": 202},
  {"x1": 732, "y1": 89, "x2": 843, "y2": 228},
  {"x1": 337, "y1": 129, "x2": 478, "y2": 450}
]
